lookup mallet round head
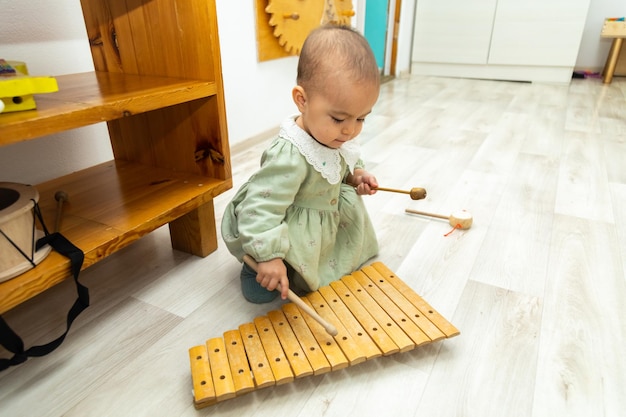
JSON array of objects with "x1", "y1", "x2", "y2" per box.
[
  {"x1": 54, "y1": 190, "x2": 69, "y2": 202},
  {"x1": 409, "y1": 188, "x2": 427, "y2": 200},
  {"x1": 449, "y1": 210, "x2": 473, "y2": 230}
]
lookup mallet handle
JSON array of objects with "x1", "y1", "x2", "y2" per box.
[
  {"x1": 54, "y1": 191, "x2": 68, "y2": 232},
  {"x1": 405, "y1": 208, "x2": 449, "y2": 220},
  {"x1": 373, "y1": 187, "x2": 410, "y2": 195}
]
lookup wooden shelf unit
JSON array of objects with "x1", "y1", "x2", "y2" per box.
[
  {"x1": 0, "y1": 72, "x2": 218, "y2": 145},
  {"x1": 0, "y1": 0, "x2": 232, "y2": 314}
]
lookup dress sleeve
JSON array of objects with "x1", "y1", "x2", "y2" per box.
[
  {"x1": 343, "y1": 158, "x2": 365, "y2": 182},
  {"x1": 237, "y1": 139, "x2": 308, "y2": 262}
]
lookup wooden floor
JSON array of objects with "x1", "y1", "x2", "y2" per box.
[{"x1": 1, "y1": 74, "x2": 625, "y2": 417}]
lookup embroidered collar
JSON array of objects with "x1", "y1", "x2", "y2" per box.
[{"x1": 278, "y1": 116, "x2": 361, "y2": 184}]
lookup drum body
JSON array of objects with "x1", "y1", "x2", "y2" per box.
[{"x1": 0, "y1": 182, "x2": 52, "y2": 282}]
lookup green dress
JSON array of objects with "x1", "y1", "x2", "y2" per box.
[{"x1": 221, "y1": 116, "x2": 378, "y2": 291}]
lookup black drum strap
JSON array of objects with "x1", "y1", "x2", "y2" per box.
[{"x1": 0, "y1": 203, "x2": 88, "y2": 371}]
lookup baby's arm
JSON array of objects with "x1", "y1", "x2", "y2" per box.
[
  {"x1": 237, "y1": 140, "x2": 308, "y2": 298},
  {"x1": 347, "y1": 168, "x2": 379, "y2": 195}
]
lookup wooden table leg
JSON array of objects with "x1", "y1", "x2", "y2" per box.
[
  {"x1": 169, "y1": 200, "x2": 218, "y2": 257},
  {"x1": 603, "y1": 38, "x2": 624, "y2": 84}
]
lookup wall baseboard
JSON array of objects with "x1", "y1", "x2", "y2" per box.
[{"x1": 230, "y1": 126, "x2": 278, "y2": 154}]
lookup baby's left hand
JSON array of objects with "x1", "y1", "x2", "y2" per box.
[{"x1": 353, "y1": 170, "x2": 378, "y2": 195}]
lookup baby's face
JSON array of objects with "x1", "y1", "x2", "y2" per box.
[{"x1": 297, "y1": 77, "x2": 379, "y2": 149}]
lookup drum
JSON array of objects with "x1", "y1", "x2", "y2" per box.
[{"x1": 0, "y1": 182, "x2": 52, "y2": 282}]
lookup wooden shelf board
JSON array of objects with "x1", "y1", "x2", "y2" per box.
[
  {"x1": 0, "y1": 71, "x2": 218, "y2": 145},
  {"x1": 0, "y1": 160, "x2": 232, "y2": 314}
]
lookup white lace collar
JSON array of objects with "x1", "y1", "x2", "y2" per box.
[{"x1": 278, "y1": 116, "x2": 361, "y2": 184}]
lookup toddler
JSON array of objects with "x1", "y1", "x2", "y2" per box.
[{"x1": 221, "y1": 24, "x2": 380, "y2": 303}]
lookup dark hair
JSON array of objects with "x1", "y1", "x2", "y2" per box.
[{"x1": 297, "y1": 24, "x2": 380, "y2": 92}]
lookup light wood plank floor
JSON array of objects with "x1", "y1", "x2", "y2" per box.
[{"x1": 1, "y1": 75, "x2": 625, "y2": 417}]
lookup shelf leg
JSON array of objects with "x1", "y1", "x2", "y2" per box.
[{"x1": 169, "y1": 201, "x2": 218, "y2": 257}]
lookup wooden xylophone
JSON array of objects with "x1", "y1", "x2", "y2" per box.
[{"x1": 188, "y1": 261, "x2": 459, "y2": 408}]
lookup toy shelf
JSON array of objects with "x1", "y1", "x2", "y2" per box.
[
  {"x1": 0, "y1": 0, "x2": 231, "y2": 314},
  {"x1": 0, "y1": 160, "x2": 232, "y2": 314},
  {"x1": 0, "y1": 71, "x2": 218, "y2": 145}
]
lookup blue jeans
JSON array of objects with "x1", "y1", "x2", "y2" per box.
[{"x1": 239, "y1": 261, "x2": 310, "y2": 303}]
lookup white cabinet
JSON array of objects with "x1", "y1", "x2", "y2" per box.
[
  {"x1": 411, "y1": 0, "x2": 591, "y2": 83},
  {"x1": 412, "y1": 0, "x2": 498, "y2": 65}
]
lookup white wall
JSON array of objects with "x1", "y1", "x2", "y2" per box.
[
  {"x1": 215, "y1": 1, "x2": 299, "y2": 141},
  {"x1": 575, "y1": 0, "x2": 624, "y2": 71},
  {"x1": 0, "y1": 0, "x2": 623, "y2": 185}
]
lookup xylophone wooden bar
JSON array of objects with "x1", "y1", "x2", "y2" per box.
[
  {"x1": 355, "y1": 266, "x2": 446, "y2": 342},
  {"x1": 304, "y1": 291, "x2": 367, "y2": 366},
  {"x1": 189, "y1": 262, "x2": 459, "y2": 409},
  {"x1": 281, "y1": 303, "x2": 334, "y2": 374},
  {"x1": 266, "y1": 310, "x2": 314, "y2": 378},
  {"x1": 222, "y1": 330, "x2": 255, "y2": 394},
  {"x1": 371, "y1": 262, "x2": 461, "y2": 338},
  {"x1": 335, "y1": 276, "x2": 415, "y2": 353},
  {"x1": 206, "y1": 337, "x2": 236, "y2": 401},
  {"x1": 238, "y1": 322, "x2": 275, "y2": 389},
  {"x1": 325, "y1": 281, "x2": 398, "y2": 356},
  {"x1": 189, "y1": 345, "x2": 217, "y2": 408},
  {"x1": 253, "y1": 316, "x2": 294, "y2": 385},
  {"x1": 350, "y1": 269, "x2": 432, "y2": 346},
  {"x1": 317, "y1": 285, "x2": 382, "y2": 361},
  {"x1": 284, "y1": 300, "x2": 349, "y2": 371}
]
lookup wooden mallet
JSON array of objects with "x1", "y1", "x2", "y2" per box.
[
  {"x1": 373, "y1": 186, "x2": 427, "y2": 200},
  {"x1": 405, "y1": 208, "x2": 473, "y2": 230},
  {"x1": 242, "y1": 255, "x2": 339, "y2": 336},
  {"x1": 54, "y1": 190, "x2": 69, "y2": 232}
]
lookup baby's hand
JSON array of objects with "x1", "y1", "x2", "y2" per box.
[
  {"x1": 353, "y1": 170, "x2": 379, "y2": 195},
  {"x1": 256, "y1": 258, "x2": 290, "y2": 299}
]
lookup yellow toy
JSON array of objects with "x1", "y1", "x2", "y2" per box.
[{"x1": 0, "y1": 59, "x2": 58, "y2": 113}]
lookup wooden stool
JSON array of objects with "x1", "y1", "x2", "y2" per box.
[{"x1": 601, "y1": 18, "x2": 626, "y2": 84}]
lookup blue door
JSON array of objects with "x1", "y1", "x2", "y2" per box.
[{"x1": 364, "y1": 0, "x2": 389, "y2": 70}]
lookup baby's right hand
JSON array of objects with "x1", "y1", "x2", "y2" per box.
[{"x1": 256, "y1": 258, "x2": 290, "y2": 300}]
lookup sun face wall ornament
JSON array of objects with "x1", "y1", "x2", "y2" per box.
[{"x1": 255, "y1": 0, "x2": 354, "y2": 61}]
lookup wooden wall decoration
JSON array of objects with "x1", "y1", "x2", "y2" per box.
[{"x1": 255, "y1": 0, "x2": 354, "y2": 62}]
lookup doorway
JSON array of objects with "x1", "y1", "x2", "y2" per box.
[{"x1": 362, "y1": 0, "x2": 401, "y2": 78}]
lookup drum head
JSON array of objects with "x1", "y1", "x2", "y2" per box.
[{"x1": 0, "y1": 182, "x2": 39, "y2": 223}]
